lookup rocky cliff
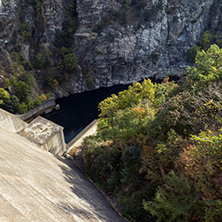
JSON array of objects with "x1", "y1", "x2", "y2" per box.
[{"x1": 0, "y1": 0, "x2": 221, "y2": 97}]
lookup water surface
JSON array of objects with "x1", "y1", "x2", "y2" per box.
[{"x1": 42, "y1": 85, "x2": 129, "y2": 143}]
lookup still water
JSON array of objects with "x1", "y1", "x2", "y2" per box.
[{"x1": 42, "y1": 85, "x2": 129, "y2": 143}]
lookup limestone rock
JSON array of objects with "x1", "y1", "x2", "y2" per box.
[{"x1": 0, "y1": 0, "x2": 221, "y2": 95}]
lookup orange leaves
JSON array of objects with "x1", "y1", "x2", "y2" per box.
[{"x1": 130, "y1": 106, "x2": 147, "y2": 118}]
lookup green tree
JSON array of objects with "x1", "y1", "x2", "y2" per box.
[
  {"x1": 199, "y1": 31, "x2": 213, "y2": 50},
  {"x1": 34, "y1": 52, "x2": 47, "y2": 69},
  {"x1": 0, "y1": 88, "x2": 10, "y2": 104},
  {"x1": 99, "y1": 105, "x2": 154, "y2": 147},
  {"x1": 144, "y1": 171, "x2": 198, "y2": 222},
  {"x1": 186, "y1": 44, "x2": 222, "y2": 90},
  {"x1": 25, "y1": 98, "x2": 34, "y2": 111},
  {"x1": 98, "y1": 79, "x2": 155, "y2": 120},
  {"x1": 16, "y1": 81, "x2": 31, "y2": 100},
  {"x1": 63, "y1": 52, "x2": 78, "y2": 71},
  {"x1": 18, "y1": 102, "x2": 28, "y2": 114}
]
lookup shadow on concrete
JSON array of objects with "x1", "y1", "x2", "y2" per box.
[{"x1": 55, "y1": 156, "x2": 126, "y2": 222}]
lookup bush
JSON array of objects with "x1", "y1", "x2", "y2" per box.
[
  {"x1": 199, "y1": 31, "x2": 213, "y2": 50},
  {"x1": 119, "y1": 188, "x2": 155, "y2": 222},
  {"x1": 5, "y1": 78, "x2": 11, "y2": 87},
  {"x1": 0, "y1": 88, "x2": 10, "y2": 105},
  {"x1": 99, "y1": 105, "x2": 154, "y2": 147},
  {"x1": 18, "y1": 102, "x2": 28, "y2": 114},
  {"x1": 186, "y1": 44, "x2": 222, "y2": 90},
  {"x1": 82, "y1": 136, "x2": 122, "y2": 190},
  {"x1": 15, "y1": 81, "x2": 31, "y2": 100},
  {"x1": 34, "y1": 52, "x2": 47, "y2": 69},
  {"x1": 34, "y1": 97, "x2": 42, "y2": 106},
  {"x1": 63, "y1": 52, "x2": 78, "y2": 71},
  {"x1": 20, "y1": 72, "x2": 35, "y2": 86},
  {"x1": 144, "y1": 171, "x2": 198, "y2": 222},
  {"x1": 93, "y1": 18, "x2": 110, "y2": 34},
  {"x1": 39, "y1": 94, "x2": 47, "y2": 101},
  {"x1": 25, "y1": 98, "x2": 34, "y2": 110},
  {"x1": 121, "y1": 145, "x2": 141, "y2": 188}
]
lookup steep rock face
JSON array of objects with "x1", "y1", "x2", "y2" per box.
[
  {"x1": 0, "y1": 0, "x2": 65, "y2": 66},
  {"x1": 0, "y1": 0, "x2": 221, "y2": 97},
  {"x1": 74, "y1": 0, "x2": 222, "y2": 89}
]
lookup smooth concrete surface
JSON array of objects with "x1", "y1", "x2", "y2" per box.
[
  {"x1": 0, "y1": 128, "x2": 125, "y2": 222},
  {"x1": 0, "y1": 108, "x2": 27, "y2": 133}
]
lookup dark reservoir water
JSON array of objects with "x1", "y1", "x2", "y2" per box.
[{"x1": 42, "y1": 85, "x2": 129, "y2": 143}]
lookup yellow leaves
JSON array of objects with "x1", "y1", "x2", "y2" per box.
[
  {"x1": 98, "y1": 78, "x2": 156, "y2": 120},
  {"x1": 0, "y1": 88, "x2": 10, "y2": 101},
  {"x1": 39, "y1": 94, "x2": 47, "y2": 101},
  {"x1": 204, "y1": 99, "x2": 213, "y2": 106},
  {"x1": 130, "y1": 106, "x2": 147, "y2": 118},
  {"x1": 211, "y1": 66, "x2": 218, "y2": 72}
]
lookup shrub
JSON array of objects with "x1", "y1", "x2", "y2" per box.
[
  {"x1": 25, "y1": 98, "x2": 34, "y2": 110},
  {"x1": 121, "y1": 145, "x2": 141, "y2": 188},
  {"x1": 0, "y1": 88, "x2": 10, "y2": 104},
  {"x1": 15, "y1": 81, "x2": 31, "y2": 100},
  {"x1": 186, "y1": 44, "x2": 222, "y2": 90},
  {"x1": 18, "y1": 102, "x2": 28, "y2": 114},
  {"x1": 98, "y1": 79, "x2": 155, "y2": 120},
  {"x1": 34, "y1": 97, "x2": 42, "y2": 106},
  {"x1": 63, "y1": 52, "x2": 78, "y2": 71},
  {"x1": 199, "y1": 31, "x2": 213, "y2": 50},
  {"x1": 93, "y1": 19, "x2": 110, "y2": 34},
  {"x1": 82, "y1": 136, "x2": 122, "y2": 190},
  {"x1": 10, "y1": 95, "x2": 20, "y2": 110},
  {"x1": 39, "y1": 94, "x2": 47, "y2": 101},
  {"x1": 144, "y1": 171, "x2": 198, "y2": 222},
  {"x1": 20, "y1": 72, "x2": 35, "y2": 86},
  {"x1": 34, "y1": 52, "x2": 47, "y2": 69},
  {"x1": 119, "y1": 188, "x2": 155, "y2": 222},
  {"x1": 99, "y1": 105, "x2": 154, "y2": 147},
  {"x1": 5, "y1": 78, "x2": 11, "y2": 87}
]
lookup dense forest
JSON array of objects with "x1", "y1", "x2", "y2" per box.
[{"x1": 81, "y1": 44, "x2": 222, "y2": 222}]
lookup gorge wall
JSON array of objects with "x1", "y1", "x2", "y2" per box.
[{"x1": 0, "y1": 0, "x2": 221, "y2": 97}]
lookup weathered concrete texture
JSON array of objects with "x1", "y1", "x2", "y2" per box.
[
  {"x1": 0, "y1": 108, "x2": 28, "y2": 133},
  {"x1": 20, "y1": 116, "x2": 66, "y2": 155},
  {"x1": 0, "y1": 128, "x2": 125, "y2": 222}
]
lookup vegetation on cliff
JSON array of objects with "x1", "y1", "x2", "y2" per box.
[
  {"x1": 0, "y1": 0, "x2": 80, "y2": 114},
  {"x1": 81, "y1": 44, "x2": 222, "y2": 222}
]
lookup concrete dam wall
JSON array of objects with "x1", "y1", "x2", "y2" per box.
[
  {"x1": 0, "y1": 127, "x2": 125, "y2": 222},
  {"x1": 0, "y1": 108, "x2": 66, "y2": 155},
  {"x1": 0, "y1": 108, "x2": 28, "y2": 133},
  {"x1": 17, "y1": 98, "x2": 56, "y2": 121}
]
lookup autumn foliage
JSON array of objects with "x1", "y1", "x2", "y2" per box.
[{"x1": 82, "y1": 45, "x2": 222, "y2": 222}]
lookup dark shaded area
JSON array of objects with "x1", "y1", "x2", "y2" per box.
[
  {"x1": 42, "y1": 85, "x2": 129, "y2": 143},
  {"x1": 42, "y1": 77, "x2": 179, "y2": 143}
]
